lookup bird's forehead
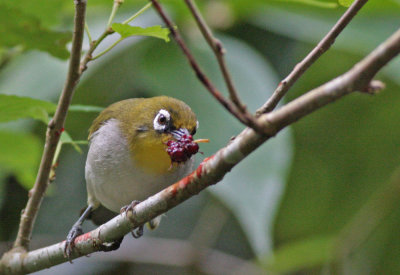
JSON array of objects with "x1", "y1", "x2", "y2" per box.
[{"x1": 155, "y1": 104, "x2": 197, "y2": 129}]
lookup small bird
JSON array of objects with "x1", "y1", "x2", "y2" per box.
[{"x1": 64, "y1": 96, "x2": 205, "y2": 257}]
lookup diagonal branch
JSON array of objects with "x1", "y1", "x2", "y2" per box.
[
  {"x1": 149, "y1": 0, "x2": 267, "y2": 135},
  {"x1": 255, "y1": 0, "x2": 369, "y2": 116},
  {"x1": 2, "y1": 26, "x2": 399, "y2": 274},
  {"x1": 11, "y1": 0, "x2": 87, "y2": 251},
  {"x1": 184, "y1": 0, "x2": 247, "y2": 113}
]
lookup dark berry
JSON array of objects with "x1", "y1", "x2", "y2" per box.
[
  {"x1": 171, "y1": 148, "x2": 187, "y2": 162},
  {"x1": 166, "y1": 133, "x2": 200, "y2": 163},
  {"x1": 185, "y1": 142, "x2": 199, "y2": 155}
]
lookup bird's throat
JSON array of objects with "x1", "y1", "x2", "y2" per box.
[{"x1": 130, "y1": 137, "x2": 173, "y2": 175}]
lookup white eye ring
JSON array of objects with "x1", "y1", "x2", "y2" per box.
[{"x1": 153, "y1": 109, "x2": 171, "y2": 131}]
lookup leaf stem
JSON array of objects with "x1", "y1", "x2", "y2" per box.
[
  {"x1": 85, "y1": 23, "x2": 93, "y2": 44},
  {"x1": 122, "y1": 2, "x2": 153, "y2": 24},
  {"x1": 91, "y1": 37, "x2": 124, "y2": 60},
  {"x1": 107, "y1": 0, "x2": 124, "y2": 28}
]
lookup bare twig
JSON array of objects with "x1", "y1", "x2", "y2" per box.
[
  {"x1": 255, "y1": 0, "x2": 369, "y2": 116},
  {"x1": 149, "y1": 0, "x2": 267, "y2": 135},
  {"x1": 11, "y1": 0, "x2": 87, "y2": 251},
  {"x1": 184, "y1": 0, "x2": 247, "y2": 113},
  {"x1": 2, "y1": 26, "x2": 399, "y2": 274}
]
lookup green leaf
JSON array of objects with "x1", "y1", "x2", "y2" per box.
[
  {"x1": 0, "y1": 94, "x2": 56, "y2": 123},
  {"x1": 0, "y1": 131, "x2": 41, "y2": 189},
  {"x1": 2, "y1": 0, "x2": 68, "y2": 28},
  {"x1": 0, "y1": 4, "x2": 71, "y2": 59},
  {"x1": 338, "y1": 0, "x2": 354, "y2": 7},
  {"x1": 69, "y1": 104, "x2": 104, "y2": 113},
  {"x1": 111, "y1": 23, "x2": 171, "y2": 42},
  {"x1": 263, "y1": 235, "x2": 335, "y2": 273}
]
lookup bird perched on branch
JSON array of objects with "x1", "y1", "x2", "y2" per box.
[{"x1": 64, "y1": 96, "x2": 207, "y2": 257}]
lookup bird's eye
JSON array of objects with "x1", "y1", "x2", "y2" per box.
[
  {"x1": 153, "y1": 109, "x2": 171, "y2": 132},
  {"x1": 157, "y1": 114, "x2": 167, "y2": 125}
]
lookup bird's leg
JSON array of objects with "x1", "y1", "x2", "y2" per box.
[
  {"x1": 120, "y1": 200, "x2": 144, "y2": 239},
  {"x1": 64, "y1": 205, "x2": 93, "y2": 259}
]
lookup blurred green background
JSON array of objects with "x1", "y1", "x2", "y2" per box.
[{"x1": 1, "y1": 0, "x2": 400, "y2": 274}]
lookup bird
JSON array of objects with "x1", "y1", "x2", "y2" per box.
[{"x1": 64, "y1": 96, "x2": 205, "y2": 257}]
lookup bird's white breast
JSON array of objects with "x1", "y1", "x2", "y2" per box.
[{"x1": 85, "y1": 118, "x2": 194, "y2": 213}]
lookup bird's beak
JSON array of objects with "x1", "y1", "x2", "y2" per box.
[{"x1": 171, "y1": 128, "x2": 191, "y2": 140}]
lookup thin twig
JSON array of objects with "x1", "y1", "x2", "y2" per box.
[
  {"x1": 255, "y1": 0, "x2": 369, "y2": 116},
  {"x1": 2, "y1": 26, "x2": 399, "y2": 273},
  {"x1": 107, "y1": 0, "x2": 124, "y2": 28},
  {"x1": 149, "y1": 0, "x2": 267, "y2": 135},
  {"x1": 84, "y1": 23, "x2": 93, "y2": 44},
  {"x1": 91, "y1": 37, "x2": 123, "y2": 60},
  {"x1": 11, "y1": 0, "x2": 87, "y2": 252},
  {"x1": 184, "y1": 0, "x2": 247, "y2": 113},
  {"x1": 122, "y1": 2, "x2": 153, "y2": 24}
]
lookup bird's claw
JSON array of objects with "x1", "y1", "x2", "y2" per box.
[
  {"x1": 120, "y1": 200, "x2": 141, "y2": 214},
  {"x1": 64, "y1": 225, "x2": 83, "y2": 260},
  {"x1": 120, "y1": 200, "x2": 144, "y2": 239}
]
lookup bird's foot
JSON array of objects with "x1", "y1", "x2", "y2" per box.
[
  {"x1": 120, "y1": 200, "x2": 144, "y2": 239},
  {"x1": 120, "y1": 200, "x2": 141, "y2": 214},
  {"x1": 64, "y1": 224, "x2": 83, "y2": 260}
]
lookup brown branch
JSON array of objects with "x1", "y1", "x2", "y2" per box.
[
  {"x1": 2, "y1": 26, "x2": 399, "y2": 274},
  {"x1": 149, "y1": 0, "x2": 267, "y2": 135},
  {"x1": 11, "y1": 0, "x2": 87, "y2": 251},
  {"x1": 255, "y1": 0, "x2": 369, "y2": 116},
  {"x1": 184, "y1": 0, "x2": 247, "y2": 113}
]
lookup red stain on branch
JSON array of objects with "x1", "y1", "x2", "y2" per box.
[
  {"x1": 168, "y1": 155, "x2": 215, "y2": 195},
  {"x1": 74, "y1": 232, "x2": 92, "y2": 243}
]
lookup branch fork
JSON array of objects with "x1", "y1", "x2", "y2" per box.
[{"x1": 3, "y1": 0, "x2": 400, "y2": 273}]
